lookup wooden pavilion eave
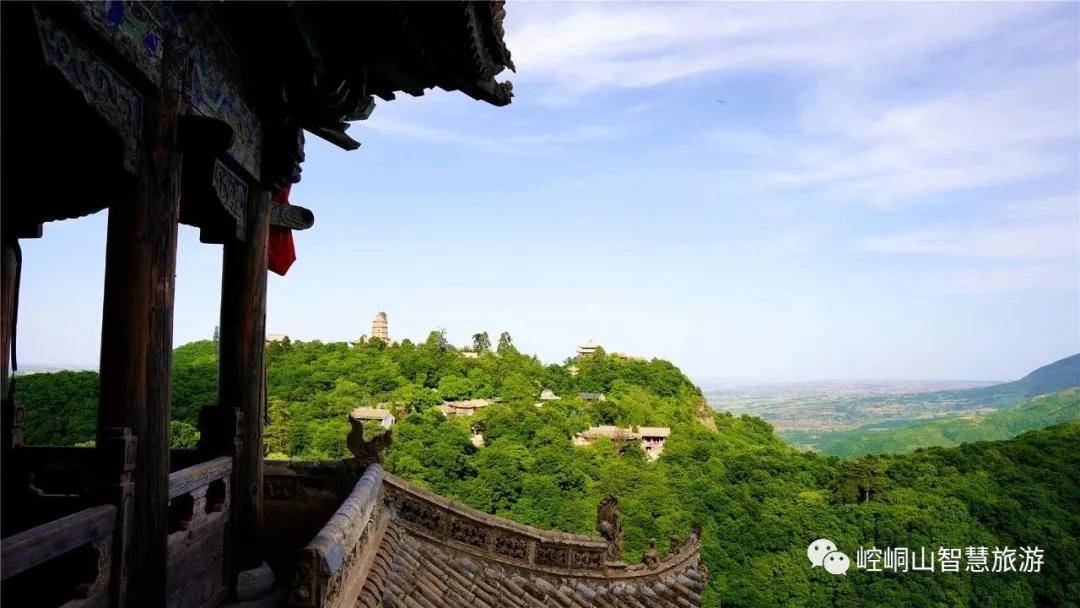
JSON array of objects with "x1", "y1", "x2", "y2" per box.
[
  {"x1": 2, "y1": 1, "x2": 516, "y2": 235},
  {"x1": 1, "y1": 2, "x2": 515, "y2": 606}
]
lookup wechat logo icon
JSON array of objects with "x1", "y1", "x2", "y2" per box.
[{"x1": 808, "y1": 539, "x2": 850, "y2": 575}]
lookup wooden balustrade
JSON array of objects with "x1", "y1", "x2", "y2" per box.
[
  {"x1": 1, "y1": 504, "x2": 116, "y2": 607},
  {"x1": 1, "y1": 446, "x2": 99, "y2": 537},
  {"x1": 5, "y1": 447, "x2": 97, "y2": 494},
  {"x1": 165, "y1": 456, "x2": 232, "y2": 608}
]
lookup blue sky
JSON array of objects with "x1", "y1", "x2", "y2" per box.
[{"x1": 17, "y1": 2, "x2": 1079, "y2": 383}]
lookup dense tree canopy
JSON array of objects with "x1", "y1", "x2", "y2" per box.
[{"x1": 13, "y1": 338, "x2": 1078, "y2": 607}]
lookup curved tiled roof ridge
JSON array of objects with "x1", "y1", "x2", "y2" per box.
[
  {"x1": 386, "y1": 472, "x2": 600, "y2": 542},
  {"x1": 362, "y1": 523, "x2": 706, "y2": 608},
  {"x1": 383, "y1": 472, "x2": 703, "y2": 579},
  {"x1": 292, "y1": 465, "x2": 705, "y2": 607}
]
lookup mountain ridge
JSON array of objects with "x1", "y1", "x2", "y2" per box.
[{"x1": 804, "y1": 387, "x2": 1080, "y2": 456}]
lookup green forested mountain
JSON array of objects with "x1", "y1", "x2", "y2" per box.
[
  {"x1": 1007, "y1": 354, "x2": 1080, "y2": 395},
  {"x1": 14, "y1": 370, "x2": 99, "y2": 446},
  {"x1": 801, "y1": 389, "x2": 1080, "y2": 457},
  {"x1": 13, "y1": 338, "x2": 1080, "y2": 607},
  {"x1": 779, "y1": 356, "x2": 1080, "y2": 455},
  {"x1": 934, "y1": 353, "x2": 1080, "y2": 408}
]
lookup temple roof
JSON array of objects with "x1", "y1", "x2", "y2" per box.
[
  {"x1": 289, "y1": 465, "x2": 706, "y2": 608},
  {"x1": 221, "y1": 1, "x2": 516, "y2": 150},
  {"x1": 2, "y1": 1, "x2": 516, "y2": 236},
  {"x1": 351, "y1": 407, "x2": 394, "y2": 421},
  {"x1": 638, "y1": 427, "x2": 671, "y2": 438},
  {"x1": 359, "y1": 520, "x2": 705, "y2": 608},
  {"x1": 439, "y1": 398, "x2": 498, "y2": 414}
]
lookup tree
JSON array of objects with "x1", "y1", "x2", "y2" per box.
[
  {"x1": 170, "y1": 421, "x2": 199, "y2": 448},
  {"x1": 498, "y1": 372, "x2": 536, "y2": 404},
  {"x1": 265, "y1": 397, "x2": 291, "y2": 455},
  {"x1": 472, "y1": 331, "x2": 491, "y2": 353},
  {"x1": 438, "y1": 375, "x2": 473, "y2": 401},
  {"x1": 391, "y1": 383, "x2": 443, "y2": 413},
  {"x1": 831, "y1": 455, "x2": 890, "y2": 504},
  {"x1": 497, "y1": 332, "x2": 514, "y2": 353},
  {"x1": 425, "y1": 329, "x2": 449, "y2": 352}
]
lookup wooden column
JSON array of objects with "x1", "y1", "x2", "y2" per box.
[
  {"x1": 217, "y1": 187, "x2": 271, "y2": 585},
  {"x1": 1, "y1": 239, "x2": 16, "y2": 393},
  {"x1": 1, "y1": 238, "x2": 21, "y2": 452},
  {"x1": 97, "y1": 59, "x2": 184, "y2": 607}
]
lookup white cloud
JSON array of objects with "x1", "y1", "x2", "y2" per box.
[
  {"x1": 504, "y1": 3, "x2": 1054, "y2": 99},
  {"x1": 920, "y1": 265, "x2": 1076, "y2": 296},
  {"x1": 854, "y1": 192, "x2": 1078, "y2": 295},
  {"x1": 502, "y1": 3, "x2": 1078, "y2": 204},
  {"x1": 360, "y1": 4, "x2": 1077, "y2": 207},
  {"x1": 856, "y1": 222, "x2": 1077, "y2": 261},
  {"x1": 1003, "y1": 195, "x2": 1080, "y2": 221},
  {"x1": 358, "y1": 3, "x2": 1078, "y2": 302},
  {"x1": 856, "y1": 191, "x2": 1078, "y2": 259},
  {"x1": 704, "y1": 59, "x2": 1078, "y2": 204},
  {"x1": 360, "y1": 112, "x2": 619, "y2": 152}
]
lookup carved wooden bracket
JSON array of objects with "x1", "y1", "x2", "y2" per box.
[
  {"x1": 178, "y1": 116, "x2": 257, "y2": 244},
  {"x1": 33, "y1": 8, "x2": 143, "y2": 173},
  {"x1": 270, "y1": 203, "x2": 315, "y2": 231}
]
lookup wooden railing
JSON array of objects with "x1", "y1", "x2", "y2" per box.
[
  {"x1": 1, "y1": 504, "x2": 116, "y2": 607},
  {"x1": 1, "y1": 446, "x2": 98, "y2": 537},
  {"x1": 290, "y1": 464, "x2": 388, "y2": 608},
  {"x1": 165, "y1": 456, "x2": 232, "y2": 608},
  {"x1": 2, "y1": 447, "x2": 205, "y2": 537}
]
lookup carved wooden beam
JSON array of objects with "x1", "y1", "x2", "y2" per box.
[
  {"x1": 306, "y1": 126, "x2": 359, "y2": 151},
  {"x1": 33, "y1": 7, "x2": 143, "y2": 173},
  {"x1": 270, "y1": 203, "x2": 315, "y2": 231}
]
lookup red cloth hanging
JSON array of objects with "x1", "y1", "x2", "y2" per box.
[{"x1": 268, "y1": 185, "x2": 297, "y2": 276}]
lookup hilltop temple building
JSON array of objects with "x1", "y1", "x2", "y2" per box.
[
  {"x1": 0, "y1": 3, "x2": 703, "y2": 607},
  {"x1": 573, "y1": 426, "x2": 673, "y2": 460},
  {"x1": 371, "y1": 312, "x2": 390, "y2": 343},
  {"x1": 577, "y1": 340, "x2": 601, "y2": 357},
  {"x1": 438, "y1": 398, "x2": 498, "y2": 417},
  {"x1": 350, "y1": 407, "x2": 396, "y2": 430}
]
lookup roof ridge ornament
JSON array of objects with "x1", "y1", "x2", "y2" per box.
[
  {"x1": 346, "y1": 413, "x2": 392, "y2": 474},
  {"x1": 597, "y1": 496, "x2": 624, "y2": 564}
]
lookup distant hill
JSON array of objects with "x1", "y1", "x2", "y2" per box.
[
  {"x1": 942, "y1": 353, "x2": 1080, "y2": 406},
  {"x1": 808, "y1": 388, "x2": 1080, "y2": 456},
  {"x1": 776, "y1": 355, "x2": 1080, "y2": 453}
]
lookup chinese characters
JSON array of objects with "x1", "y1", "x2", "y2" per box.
[{"x1": 854, "y1": 546, "x2": 1043, "y2": 573}]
